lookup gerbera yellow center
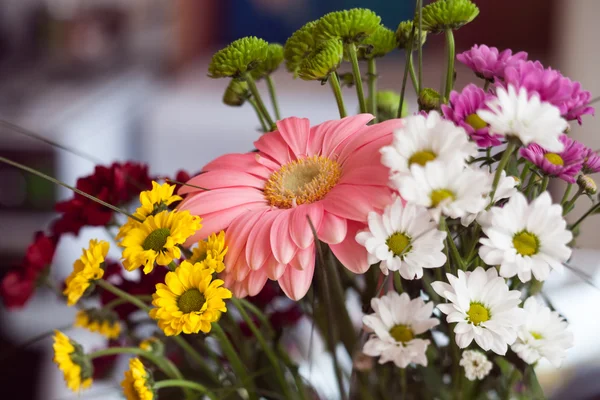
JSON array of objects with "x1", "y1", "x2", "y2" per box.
[
  {"x1": 386, "y1": 232, "x2": 412, "y2": 257},
  {"x1": 142, "y1": 228, "x2": 171, "y2": 251},
  {"x1": 467, "y1": 303, "x2": 490, "y2": 326},
  {"x1": 512, "y1": 231, "x2": 539, "y2": 256},
  {"x1": 177, "y1": 289, "x2": 206, "y2": 313},
  {"x1": 389, "y1": 324, "x2": 414, "y2": 343},
  {"x1": 408, "y1": 150, "x2": 437, "y2": 167},
  {"x1": 544, "y1": 153, "x2": 564, "y2": 166},
  {"x1": 430, "y1": 189, "x2": 456, "y2": 207},
  {"x1": 466, "y1": 113, "x2": 488, "y2": 130},
  {"x1": 531, "y1": 331, "x2": 543, "y2": 340},
  {"x1": 264, "y1": 155, "x2": 341, "y2": 208}
]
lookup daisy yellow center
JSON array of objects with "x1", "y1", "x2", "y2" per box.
[
  {"x1": 177, "y1": 289, "x2": 206, "y2": 314},
  {"x1": 264, "y1": 155, "x2": 341, "y2": 209},
  {"x1": 408, "y1": 150, "x2": 437, "y2": 167},
  {"x1": 430, "y1": 189, "x2": 455, "y2": 207},
  {"x1": 389, "y1": 324, "x2": 414, "y2": 343},
  {"x1": 466, "y1": 113, "x2": 488, "y2": 130},
  {"x1": 531, "y1": 331, "x2": 543, "y2": 340},
  {"x1": 467, "y1": 303, "x2": 490, "y2": 326},
  {"x1": 544, "y1": 153, "x2": 564, "y2": 166},
  {"x1": 512, "y1": 231, "x2": 539, "y2": 256},
  {"x1": 142, "y1": 228, "x2": 171, "y2": 251},
  {"x1": 386, "y1": 232, "x2": 412, "y2": 257}
]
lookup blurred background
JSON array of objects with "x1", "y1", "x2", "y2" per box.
[{"x1": 0, "y1": 0, "x2": 598, "y2": 399}]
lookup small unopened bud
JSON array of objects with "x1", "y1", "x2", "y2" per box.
[
  {"x1": 578, "y1": 174, "x2": 597, "y2": 195},
  {"x1": 418, "y1": 88, "x2": 443, "y2": 112},
  {"x1": 314, "y1": 8, "x2": 381, "y2": 43},
  {"x1": 366, "y1": 90, "x2": 408, "y2": 121},
  {"x1": 139, "y1": 336, "x2": 165, "y2": 355},
  {"x1": 396, "y1": 20, "x2": 427, "y2": 50},
  {"x1": 223, "y1": 80, "x2": 250, "y2": 107},
  {"x1": 416, "y1": 0, "x2": 479, "y2": 34},
  {"x1": 298, "y1": 39, "x2": 344, "y2": 81}
]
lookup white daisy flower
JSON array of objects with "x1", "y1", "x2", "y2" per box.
[
  {"x1": 477, "y1": 85, "x2": 568, "y2": 152},
  {"x1": 461, "y1": 171, "x2": 518, "y2": 227},
  {"x1": 362, "y1": 291, "x2": 439, "y2": 368},
  {"x1": 432, "y1": 267, "x2": 524, "y2": 355},
  {"x1": 511, "y1": 297, "x2": 574, "y2": 367},
  {"x1": 380, "y1": 111, "x2": 476, "y2": 179},
  {"x1": 459, "y1": 350, "x2": 493, "y2": 381},
  {"x1": 356, "y1": 197, "x2": 447, "y2": 279},
  {"x1": 478, "y1": 191, "x2": 572, "y2": 282},
  {"x1": 395, "y1": 161, "x2": 492, "y2": 222}
]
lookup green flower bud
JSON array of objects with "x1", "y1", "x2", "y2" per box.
[
  {"x1": 298, "y1": 39, "x2": 344, "y2": 81},
  {"x1": 338, "y1": 72, "x2": 356, "y2": 88},
  {"x1": 251, "y1": 43, "x2": 284, "y2": 80},
  {"x1": 367, "y1": 90, "x2": 408, "y2": 121},
  {"x1": 578, "y1": 175, "x2": 597, "y2": 195},
  {"x1": 208, "y1": 36, "x2": 269, "y2": 78},
  {"x1": 314, "y1": 8, "x2": 381, "y2": 44},
  {"x1": 416, "y1": 0, "x2": 479, "y2": 34},
  {"x1": 418, "y1": 88, "x2": 444, "y2": 112},
  {"x1": 396, "y1": 20, "x2": 428, "y2": 50},
  {"x1": 223, "y1": 79, "x2": 250, "y2": 106},
  {"x1": 284, "y1": 21, "x2": 318, "y2": 76},
  {"x1": 358, "y1": 25, "x2": 397, "y2": 60}
]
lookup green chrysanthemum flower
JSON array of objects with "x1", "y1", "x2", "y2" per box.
[
  {"x1": 222, "y1": 79, "x2": 249, "y2": 106},
  {"x1": 367, "y1": 90, "x2": 408, "y2": 121},
  {"x1": 314, "y1": 8, "x2": 381, "y2": 44},
  {"x1": 418, "y1": 88, "x2": 444, "y2": 111},
  {"x1": 396, "y1": 20, "x2": 428, "y2": 50},
  {"x1": 208, "y1": 36, "x2": 269, "y2": 78},
  {"x1": 298, "y1": 39, "x2": 344, "y2": 81},
  {"x1": 358, "y1": 25, "x2": 397, "y2": 59},
  {"x1": 251, "y1": 43, "x2": 284, "y2": 80},
  {"x1": 416, "y1": 0, "x2": 479, "y2": 34},
  {"x1": 284, "y1": 21, "x2": 318, "y2": 76}
]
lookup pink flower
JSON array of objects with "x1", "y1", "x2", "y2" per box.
[
  {"x1": 178, "y1": 115, "x2": 399, "y2": 300},
  {"x1": 503, "y1": 61, "x2": 594, "y2": 123},
  {"x1": 441, "y1": 84, "x2": 503, "y2": 147},
  {"x1": 583, "y1": 147, "x2": 600, "y2": 174},
  {"x1": 520, "y1": 134, "x2": 586, "y2": 183},
  {"x1": 457, "y1": 45, "x2": 528, "y2": 81}
]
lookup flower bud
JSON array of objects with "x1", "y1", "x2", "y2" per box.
[
  {"x1": 251, "y1": 43, "x2": 284, "y2": 80},
  {"x1": 223, "y1": 79, "x2": 250, "y2": 106},
  {"x1": 358, "y1": 25, "x2": 397, "y2": 59},
  {"x1": 284, "y1": 21, "x2": 318, "y2": 76},
  {"x1": 298, "y1": 39, "x2": 344, "y2": 81},
  {"x1": 418, "y1": 88, "x2": 444, "y2": 112},
  {"x1": 314, "y1": 8, "x2": 381, "y2": 43},
  {"x1": 139, "y1": 336, "x2": 165, "y2": 355},
  {"x1": 396, "y1": 20, "x2": 428, "y2": 50},
  {"x1": 208, "y1": 36, "x2": 269, "y2": 79},
  {"x1": 366, "y1": 90, "x2": 408, "y2": 121},
  {"x1": 416, "y1": 0, "x2": 479, "y2": 34},
  {"x1": 578, "y1": 174, "x2": 597, "y2": 195}
]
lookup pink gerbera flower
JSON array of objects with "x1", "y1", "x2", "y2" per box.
[
  {"x1": 441, "y1": 84, "x2": 503, "y2": 147},
  {"x1": 457, "y1": 45, "x2": 528, "y2": 81},
  {"x1": 583, "y1": 147, "x2": 600, "y2": 174},
  {"x1": 520, "y1": 134, "x2": 586, "y2": 183},
  {"x1": 178, "y1": 115, "x2": 400, "y2": 300},
  {"x1": 503, "y1": 60, "x2": 594, "y2": 123}
]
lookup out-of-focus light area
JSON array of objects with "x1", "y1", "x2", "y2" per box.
[{"x1": 0, "y1": 0, "x2": 598, "y2": 399}]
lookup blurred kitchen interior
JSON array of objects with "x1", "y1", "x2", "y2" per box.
[{"x1": 0, "y1": 0, "x2": 599, "y2": 399}]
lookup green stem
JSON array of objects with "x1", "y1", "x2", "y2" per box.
[
  {"x1": 155, "y1": 379, "x2": 218, "y2": 400},
  {"x1": 347, "y1": 42, "x2": 368, "y2": 114},
  {"x1": 232, "y1": 298, "x2": 293, "y2": 399},
  {"x1": 488, "y1": 142, "x2": 518, "y2": 208},
  {"x1": 398, "y1": 45, "x2": 414, "y2": 117},
  {"x1": 367, "y1": 58, "x2": 378, "y2": 121},
  {"x1": 0, "y1": 156, "x2": 141, "y2": 222},
  {"x1": 248, "y1": 98, "x2": 269, "y2": 133},
  {"x1": 561, "y1": 183, "x2": 574, "y2": 205},
  {"x1": 563, "y1": 187, "x2": 584, "y2": 216},
  {"x1": 394, "y1": 272, "x2": 404, "y2": 293},
  {"x1": 540, "y1": 176, "x2": 550, "y2": 192},
  {"x1": 97, "y1": 280, "x2": 151, "y2": 311},
  {"x1": 400, "y1": 368, "x2": 407, "y2": 399},
  {"x1": 329, "y1": 72, "x2": 348, "y2": 118},
  {"x1": 417, "y1": 0, "x2": 423, "y2": 93},
  {"x1": 246, "y1": 75, "x2": 276, "y2": 130},
  {"x1": 89, "y1": 347, "x2": 174, "y2": 377},
  {"x1": 211, "y1": 323, "x2": 258, "y2": 400},
  {"x1": 519, "y1": 162, "x2": 531, "y2": 183},
  {"x1": 444, "y1": 29, "x2": 456, "y2": 100},
  {"x1": 409, "y1": 55, "x2": 419, "y2": 95},
  {"x1": 265, "y1": 75, "x2": 281, "y2": 120},
  {"x1": 483, "y1": 80, "x2": 491, "y2": 92},
  {"x1": 167, "y1": 261, "x2": 178, "y2": 271},
  {"x1": 445, "y1": 223, "x2": 466, "y2": 271},
  {"x1": 238, "y1": 298, "x2": 275, "y2": 338},
  {"x1": 103, "y1": 296, "x2": 150, "y2": 311},
  {"x1": 569, "y1": 202, "x2": 600, "y2": 231},
  {"x1": 504, "y1": 368, "x2": 520, "y2": 400}
]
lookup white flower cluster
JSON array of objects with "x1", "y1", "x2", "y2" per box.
[{"x1": 358, "y1": 86, "x2": 574, "y2": 376}]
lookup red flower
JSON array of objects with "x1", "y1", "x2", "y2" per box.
[{"x1": 0, "y1": 271, "x2": 35, "y2": 308}]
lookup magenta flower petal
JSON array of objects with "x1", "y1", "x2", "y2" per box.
[
  {"x1": 457, "y1": 44, "x2": 528, "y2": 81},
  {"x1": 520, "y1": 134, "x2": 586, "y2": 183}
]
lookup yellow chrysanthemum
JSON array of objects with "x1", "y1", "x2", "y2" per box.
[
  {"x1": 189, "y1": 231, "x2": 228, "y2": 273},
  {"x1": 149, "y1": 260, "x2": 232, "y2": 336},
  {"x1": 64, "y1": 239, "x2": 109, "y2": 306},
  {"x1": 134, "y1": 181, "x2": 182, "y2": 220},
  {"x1": 121, "y1": 358, "x2": 154, "y2": 400},
  {"x1": 52, "y1": 331, "x2": 93, "y2": 392},
  {"x1": 120, "y1": 210, "x2": 202, "y2": 274},
  {"x1": 74, "y1": 309, "x2": 121, "y2": 339},
  {"x1": 139, "y1": 337, "x2": 160, "y2": 352}
]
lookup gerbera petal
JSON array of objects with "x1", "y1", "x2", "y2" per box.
[
  {"x1": 278, "y1": 258, "x2": 315, "y2": 300},
  {"x1": 290, "y1": 203, "x2": 324, "y2": 249},
  {"x1": 179, "y1": 170, "x2": 265, "y2": 195},
  {"x1": 330, "y1": 221, "x2": 370, "y2": 273},
  {"x1": 323, "y1": 184, "x2": 392, "y2": 222},
  {"x1": 202, "y1": 153, "x2": 271, "y2": 178},
  {"x1": 270, "y1": 210, "x2": 299, "y2": 264},
  {"x1": 276, "y1": 117, "x2": 310, "y2": 157},
  {"x1": 318, "y1": 212, "x2": 348, "y2": 245},
  {"x1": 246, "y1": 211, "x2": 281, "y2": 270}
]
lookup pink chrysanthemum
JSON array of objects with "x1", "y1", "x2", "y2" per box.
[
  {"x1": 457, "y1": 45, "x2": 528, "y2": 81},
  {"x1": 520, "y1": 134, "x2": 586, "y2": 183},
  {"x1": 583, "y1": 147, "x2": 600, "y2": 174},
  {"x1": 441, "y1": 84, "x2": 503, "y2": 147},
  {"x1": 503, "y1": 60, "x2": 594, "y2": 123},
  {"x1": 178, "y1": 115, "x2": 400, "y2": 300}
]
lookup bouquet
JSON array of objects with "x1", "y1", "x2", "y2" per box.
[{"x1": 2, "y1": 1, "x2": 598, "y2": 399}]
